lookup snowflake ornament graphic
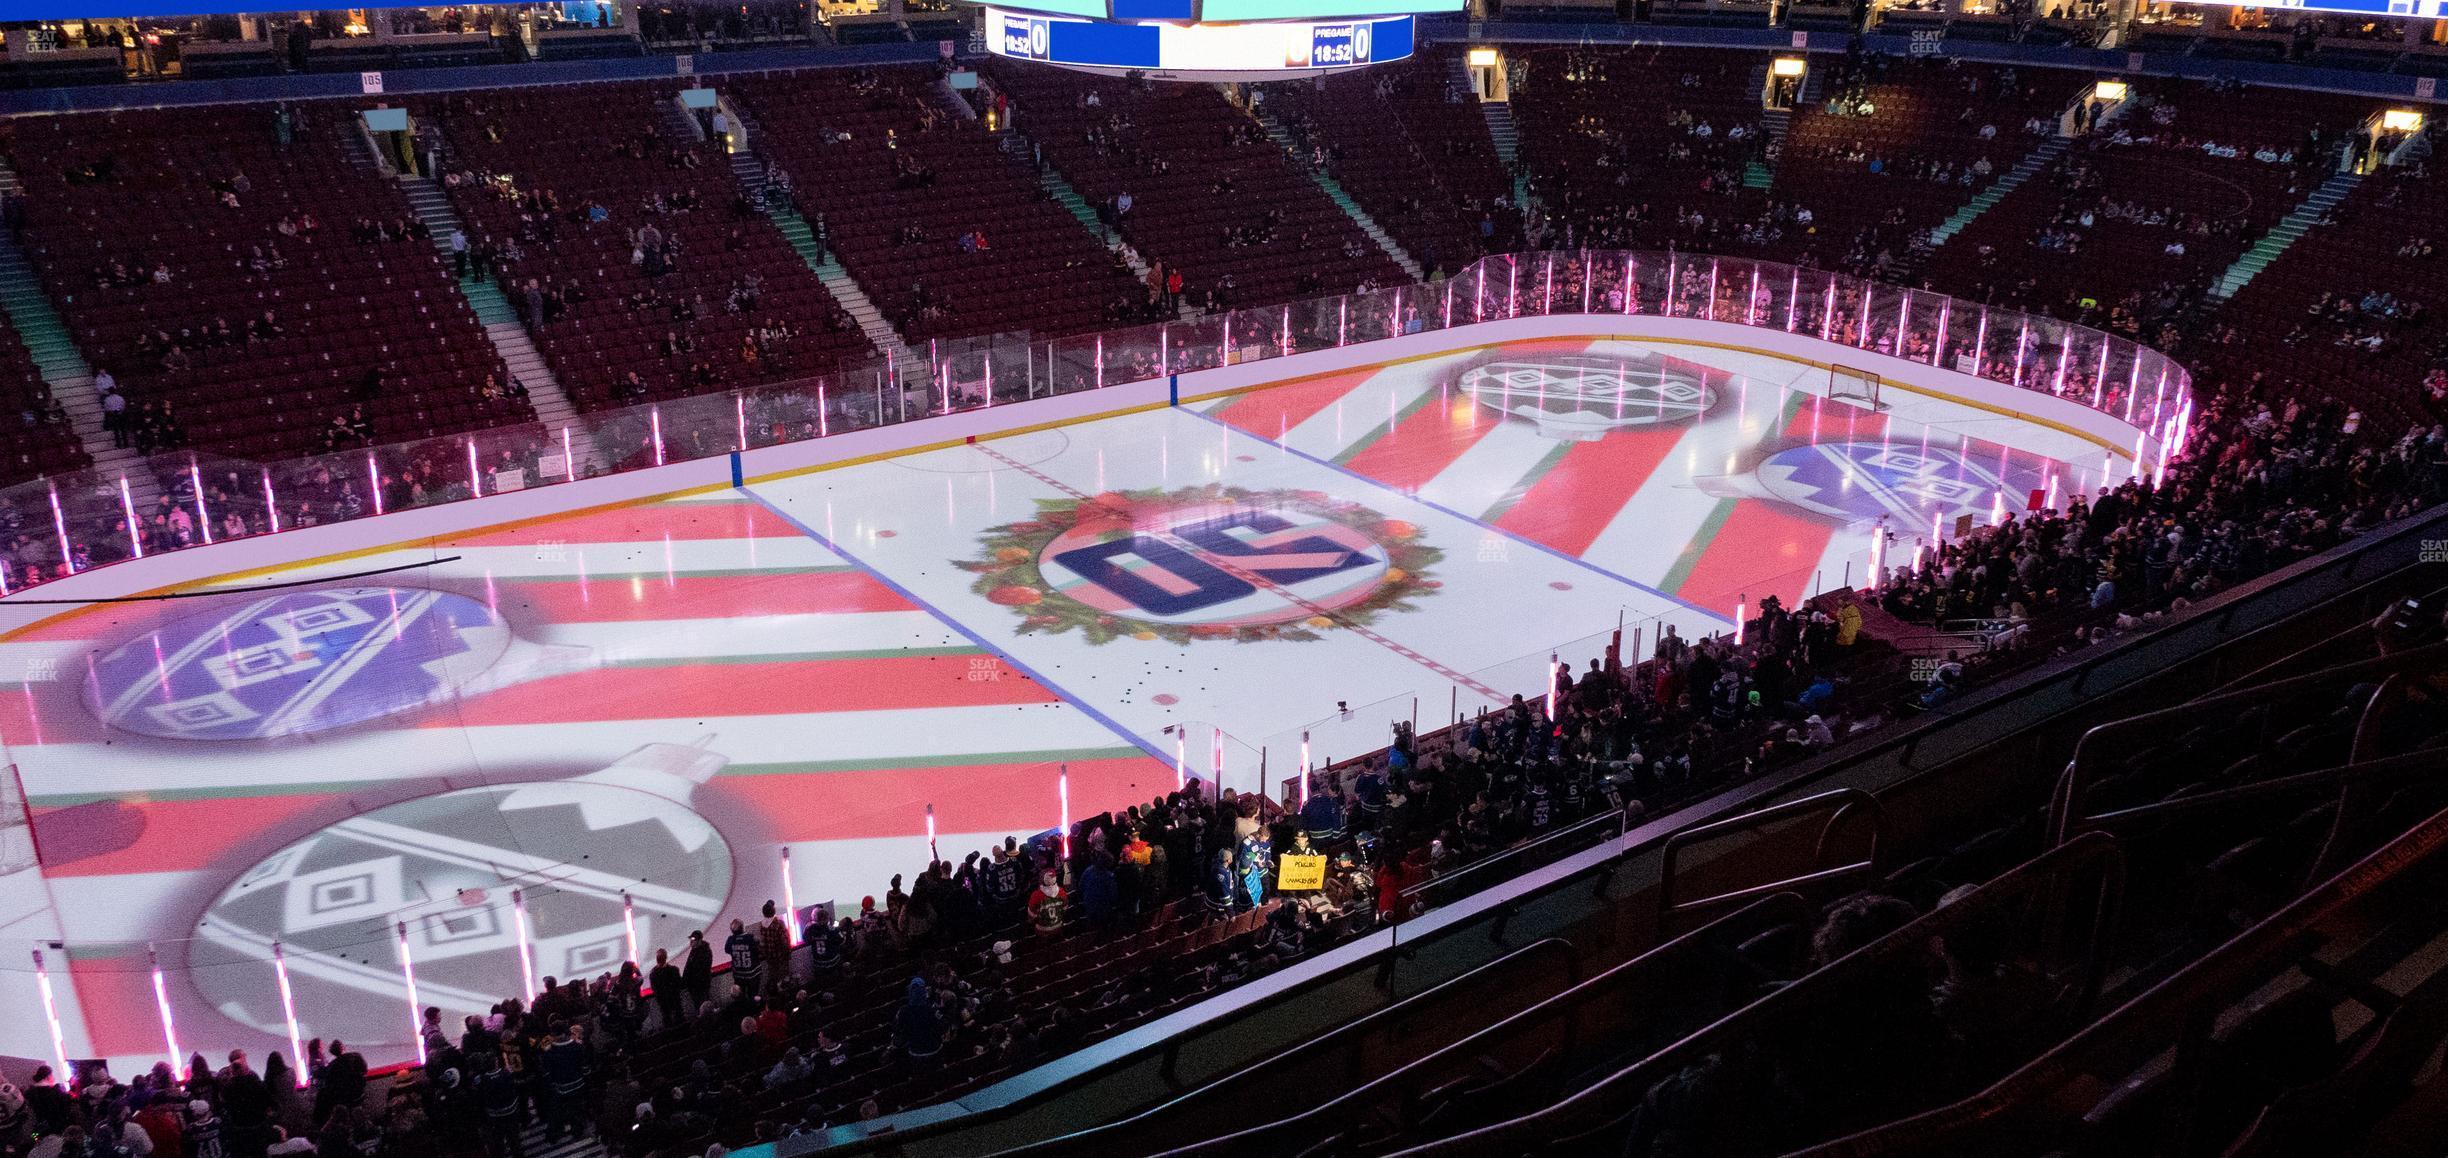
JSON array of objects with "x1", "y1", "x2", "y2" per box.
[
  {"x1": 190, "y1": 739, "x2": 733, "y2": 1048},
  {"x1": 1457, "y1": 351, "x2": 1717, "y2": 440}
]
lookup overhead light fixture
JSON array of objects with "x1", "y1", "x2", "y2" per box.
[
  {"x1": 1772, "y1": 56, "x2": 1807, "y2": 77},
  {"x1": 1467, "y1": 48, "x2": 1498, "y2": 67},
  {"x1": 2382, "y1": 108, "x2": 2424, "y2": 132},
  {"x1": 2093, "y1": 79, "x2": 2129, "y2": 102}
]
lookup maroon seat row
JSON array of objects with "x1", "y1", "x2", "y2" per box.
[
  {"x1": 986, "y1": 61, "x2": 1405, "y2": 309},
  {"x1": 734, "y1": 66, "x2": 1150, "y2": 343},
  {"x1": 6, "y1": 104, "x2": 526, "y2": 464},
  {"x1": 410, "y1": 81, "x2": 874, "y2": 412}
]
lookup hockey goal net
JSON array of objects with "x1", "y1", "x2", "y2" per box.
[{"x1": 1827, "y1": 364, "x2": 1885, "y2": 410}]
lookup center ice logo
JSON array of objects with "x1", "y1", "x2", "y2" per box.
[{"x1": 962, "y1": 485, "x2": 1443, "y2": 645}]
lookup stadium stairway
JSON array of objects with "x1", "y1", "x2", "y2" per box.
[
  {"x1": 1745, "y1": 107, "x2": 1788, "y2": 190},
  {"x1": 1740, "y1": 59, "x2": 1790, "y2": 191},
  {"x1": 1245, "y1": 100, "x2": 1425, "y2": 282},
  {"x1": 0, "y1": 160, "x2": 155, "y2": 503},
  {"x1": 1924, "y1": 135, "x2": 2069, "y2": 249},
  {"x1": 726, "y1": 150, "x2": 928, "y2": 385},
  {"x1": 516, "y1": 1116, "x2": 607, "y2": 1158},
  {"x1": 1019, "y1": 129, "x2": 1155, "y2": 281},
  {"x1": 396, "y1": 175, "x2": 580, "y2": 429},
  {"x1": 2211, "y1": 169, "x2": 2363, "y2": 301},
  {"x1": 1473, "y1": 90, "x2": 1534, "y2": 212},
  {"x1": 660, "y1": 92, "x2": 708, "y2": 144}
]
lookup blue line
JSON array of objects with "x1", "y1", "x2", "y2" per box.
[
  {"x1": 734, "y1": 485, "x2": 1181, "y2": 768},
  {"x1": 1177, "y1": 404, "x2": 1733, "y2": 625}
]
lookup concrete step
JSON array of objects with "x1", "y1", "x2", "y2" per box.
[
  {"x1": 0, "y1": 159, "x2": 134, "y2": 491},
  {"x1": 1927, "y1": 136, "x2": 2068, "y2": 248},
  {"x1": 514, "y1": 1119, "x2": 608, "y2": 1158},
  {"x1": 1006, "y1": 120, "x2": 1148, "y2": 281},
  {"x1": 2211, "y1": 170, "x2": 2363, "y2": 300},
  {"x1": 716, "y1": 140, "x2": 923, "y2": 383},
  {"x1": 1245, "y1": 103, "x2": 1422, "y2": 283}
]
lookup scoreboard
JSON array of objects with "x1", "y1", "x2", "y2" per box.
[
  {"x1": 979, "y1": 0, "x2": 1457, "y2": 17},
  {"x1": 971, "y1": 0, "x2": 1451, "y2": 78},
  {"x1": 984, "y1": 6, "x2": 1417, "y2": 78},
  {"x1": 2156, "y1": 0, "x2": 2446, "y2": 13}
]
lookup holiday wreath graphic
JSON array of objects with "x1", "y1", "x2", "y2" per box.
[{"x1": 961, "y1": 484, "x2": 1443, "y2": 645}]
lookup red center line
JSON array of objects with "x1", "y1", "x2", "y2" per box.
[{"x1": 969, "y1": 443, "x2": 1506, "y2": 703}]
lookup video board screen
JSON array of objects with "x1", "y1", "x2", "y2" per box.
[
  {"x1": 967, "y1": 0, "x2": 1112, "y2": 18},
  {"x1": 1198, "y1": 0, "x2": 1466, "y2": 19},
  {"x1": 985, "y1": 7, "x2": 1415, "y2": 76},
  {"x1": 972, "y1": 0, "x2": 1462, "y2": 18}
]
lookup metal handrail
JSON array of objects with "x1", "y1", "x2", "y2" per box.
[
  {"x1": 1402, "y1": 806, "x2": 1628, "y2": 907},
  {"x1": 1401, "y1": 832, "x2": 2127, "y2": 1157},
  {"x1": 1000, "y1": 936, "x2": 1581, "y2": 1157},
  {"x1": 1787, "y1": 802, "x2": 2448, "y2": 1158},
  {"x1": 2049, "y1": 639, "x2": 2448, "y2": 847},
  {"x1": 1150, "y1": 893, "x2": 1811, "y2": 1158},
  {"x1": 1656, "y1": 787, "x2": 1884, "y2": 930}
]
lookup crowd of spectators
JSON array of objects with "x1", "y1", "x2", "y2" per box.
[
  {"x1": 633, "y1": 0, "x2": 811, "y2": 46},
  {"x1": 1873, "y1": 390, "x2": 2447, "y2": 707},
  {"x1": 0, "y1": 584, "x2": 1877, "y2": 1158},
  {"x1": 9, "y1": 55, "x2": 2448, "y2": 1154},
  {"x1": 4, "y1": 376, "x2": 2438, "y2": 1151}
]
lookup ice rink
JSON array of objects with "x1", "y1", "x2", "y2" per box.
[{"x1": 0, "y1": 335, "x2": 2122, "y2": 1070}]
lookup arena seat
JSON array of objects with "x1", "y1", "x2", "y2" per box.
[
  {"x1": 5, "y1": 105, "x2": 527, "y2": 463},
  {"x1": 1509, "y1": 45, "x2": 1769, "y2": 251},
  {"x1": 1298, "y1": 585, "x2": 2448, "y2": 1157},
  {"x1": 410, "y1": 81, "x2": 874, "y2": 411},
  {"x1": 1762, "y1": 57, "x2": 2084, "y2": 272},
  {"x1": 1788, "y1": 797, "x2": 2448, "y2": 1158},
  {"x1": 2191, "y1": 158, "x2": 2448, "y2": 433},
  {"x1": 1921, "y1": 79, "x2": 2374, "y2": 332},
  {"x1": 732, "y1": 66, "x2": 1150, "y2": 342},
  {"x1": 0, "y1": 319, "x2": 85, "y2": 486},
  {"x1": 983, "y1": 62, "x2": 1407, "y2": 308},
  {"x1": 1258, "y1": 48, "x2": 1523, "y2": 276}
]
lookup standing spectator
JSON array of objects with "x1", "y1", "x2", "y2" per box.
[
  {"x1": 724, "y1": 917, "x2": 763, "y2": 999},
  {"x1": 22, "y1": 1067, "x2": 70, "y2": 1139},
  {"x1": 101, "y1": 385, "x2": 129, "y2": 449},
  {"x1": 183, "y1": 1101, "x2": 226, "y2": 1158},
  {"x1": 473, "y1": 1056, "x2": 524, "y2": 1158},
  {"x1": 132, "y1": 1094, "x2": 184, "y2": 1156},
  {"x1": 217, "y1": 1052, "x2": 271, "y2": 1157},
  {"x1": 682, "y1": 929, "x2": 715, "y2": 1009},
  {"x1": 895, "y1": 977, "x2": 944, "y2": 1067},
  {"x1": 649, "y1": 948, "x2": 684, "y2": 1030},
  {"x1": 421, "y1": 1006, "x2": 452, "y2": 1061},
  {"x1": 805, "y1": 914, "x2": 849, "y2": 978},
  {"x1": 536, "y1": 1023, "x2": 590, "y2": 1143},
  {"x1": 1080, "y1": 854, "x2": 1118, "y2": 930},
  {"x1": 756, "y1": 899, "x2": 793, "y2": 988},
  {"x1": 987, "y1": 839, "x2": 1030, "y2": 928},
  {"x1": 313, "y1": 1040, "x2": 366, "y2": 1127},
  {"x1": 1026, "y1": 869, "x2": 1067, "y2": 931}
]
